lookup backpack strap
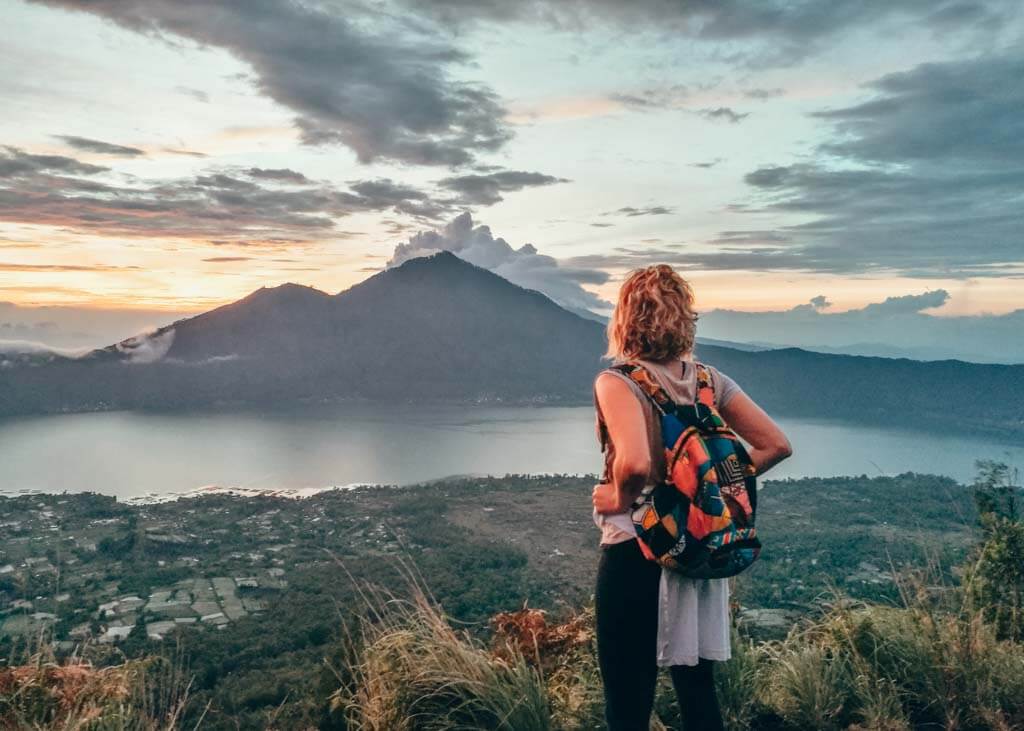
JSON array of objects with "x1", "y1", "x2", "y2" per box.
[
  {"x1": 616, "y1": 361, "x2": 719, "y2": 412},
  {"x1": 608, "y1": 362, "x2": 676, "y2": 415},
  {"x1": 597, "y1": 361, "x2": 717, "y2": 451},
  {"x1": 694, "y1": 362, "x2": 717, "y2": 409},
  {"x1": 594, "y1": 362, "x2": 673, "y2": 456}
]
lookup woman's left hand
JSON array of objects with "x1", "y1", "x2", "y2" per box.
[{"x1": 592, "y1": 482, "x2": 624, "y2": 514}]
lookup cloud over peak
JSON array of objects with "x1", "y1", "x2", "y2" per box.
[{"x1": 388, "y1": 212, "x2": 610, "y2": 315}]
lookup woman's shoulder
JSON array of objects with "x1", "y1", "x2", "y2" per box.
[
  {"x1": 594, "y1": 364, "x2": 637, "y2": 391},
  {"x1": 595, "y1": 358, "x2": 645, "y2": 382},
  {"x1": 593, "y1": 363, "x2": 650, "y2": 406}
]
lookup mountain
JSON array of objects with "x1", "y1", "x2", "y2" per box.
[
  {"x1": 0, "y1": 252, "x2": 606, "y2": 411},
  {"x1": 0, "y1": 251, "x2": 1022, "y2": 440}
]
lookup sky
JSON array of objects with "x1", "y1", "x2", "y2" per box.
[{"x1": 1, "y1": 0, "x2": 1023, "y2": 357}]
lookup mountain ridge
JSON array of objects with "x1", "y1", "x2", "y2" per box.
[{"x1": 0, "y1": 252, "x2": 1021, "y2": 441}]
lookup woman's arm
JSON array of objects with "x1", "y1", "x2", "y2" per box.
[
  {"x1": 719, "y1": 391, "x2": 793, "y2": 475},
  {"x1": 592, "y1": 372, "x2": 650, "y2": 514}
]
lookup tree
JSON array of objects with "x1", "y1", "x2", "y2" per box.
[
  {"x1": 972, "y1": 460, "x2": 1020, "y2": 524},
  {"x1": 967, "y1": 461, "x2": 1024, "y2": 641}
]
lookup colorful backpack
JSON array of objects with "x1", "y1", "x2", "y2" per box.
[{"x1": 600, "y1": 362, "x2": 760, "y2": 579}]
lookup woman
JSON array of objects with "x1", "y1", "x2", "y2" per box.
[{"x1": 592, "y1": 265, "x2": 792, "y2": 731}]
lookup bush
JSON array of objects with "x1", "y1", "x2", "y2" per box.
[
  {"x1": 753, "y1": 595, "x2": 1024, "y2": 731},
  {"x1": 334, "y1": 586, "x2": 551, "y2": 731}
]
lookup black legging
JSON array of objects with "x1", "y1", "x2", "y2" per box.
[{"x1": 595, "y1": 539, "x2": 724, "y2": 731}]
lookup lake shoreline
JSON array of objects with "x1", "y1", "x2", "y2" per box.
[{"x1": 2, "y1": 405, "x2": 1021, "y2": 497}]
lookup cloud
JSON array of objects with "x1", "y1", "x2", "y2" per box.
[
  {"x1": 0, "y1": 262, "x2": 141, "y2": 272},
  {"x1": 0, "y1": 147, "x2": 446, "y2": 243},
  {"x1": 698, "y1": 107, "x2": 749, "y2": 123},
  {"x1": 685, "y1": 50, "x2": 1024, "y2": 277},
  {"x1": 0, "y1": 145, "x2": 106, "y2": 177},
  {"x1": 609, "y1": 85, "x2": 691, "y2": 110},
  {"x1": 0, "y1": 150, "x2": 567, "y2": 243},
  {"x1": 811, "y1": 54, "x2": 1024, "y2": 166},
  {"x1": 437, "y1": 170, "x2": 569, "y2": 205},
  {"x1": 246, "y1": 168, "x2": 309, "y2": 184},
  {"x1": 115, "y1": 327, "x2": 175, "y2": 364},
  {"x1": 54, "y1": 135, "x2": 145, "y2": 157},
  {"x1": 388, "y1": 212, "x2": 611, "y2": 314},
  {"x1": 563, "y1": 244, "x2": 811, "y2": 273},
  {"x1": 34, "y1": 0, "x2": 511, "y2": 166},
  {"x1": 347, "y1": 178, "x2": 451, "y2": 219},
  {"x1": 406, "y1": 0, "x2": 1013, "y2": 65},
  {"x1": 606, "y1": 205, "x2": 675, "y2": 217},
  {"x1": 0, "y1": 301, "x2": 192, "y2": 350},
  {"x1": 202, "y1": 257, "x2": 251, "y2": 263},
  {"x1": 699, "y1": 290, "x2": 1024, "y2": 363},
  {"x1": 0, "y1": 339, "x2": 88, "y2": 357},
  {"x1": 162, "y1": 148, "x2": 208, "y2": 158},
  {"x1": 709, "y1": 230, "x2": 791, "y2": 245},
  {"x1": 174, "y1": 86, "x2": 210, "y2": 103},
  {"x1": 858, "y1": 290, "x2": 950, "y2": 315},
  {"x1": 743, "y1": 87, "x2": 785, "y2": 100}
]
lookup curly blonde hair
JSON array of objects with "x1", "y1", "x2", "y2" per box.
[{"x1": 605, "y1": 264, "x2": 698, "y2": 362}]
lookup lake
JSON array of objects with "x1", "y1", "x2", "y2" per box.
[{"x1": 1, "y1": 405, "x2": 1021, "y2": 498}]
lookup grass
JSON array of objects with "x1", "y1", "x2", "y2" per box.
[
  {"x1": 330, "y1": 559, "x2": 1024, "y2": 731},
  {"x1": 8, "y1": 572, "x2": 1024, "y2": 730},
  {"x1": 332, "y1": 579, "x2": 551, "y2": 731},
  {"x1": 749, "y1": 577, "x2": 1024, "y2": 731},
  {"x1": 0, "y1": 648, "x2": 193, "y2": 730}
]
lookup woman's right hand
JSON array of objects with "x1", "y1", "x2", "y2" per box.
[{"x1": 593, "y1": 482, "x2": 626, "y2": 514}]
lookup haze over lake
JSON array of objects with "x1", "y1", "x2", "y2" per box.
[{"x1": 2, "y1": 406, "x2": 1020, "y2": 498}]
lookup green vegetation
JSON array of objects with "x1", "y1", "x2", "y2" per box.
[
  {"x1": 1, "y1": 466, "x2": 1020, "y2": 728},
  {"x1": 741, "y1": 472, "x2": 977, "y2": 610},
  {"x1": 966, "y1": 461, "x2": 1024, "y2": 641},
  {"x1": 332, "y1": 463, "x2": 1024, "y2": 730},
  {"x1": 333, "y1": 568, "x2": 1024, "y2": 731}
]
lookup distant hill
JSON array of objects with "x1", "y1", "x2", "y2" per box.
[
  {"x1": 0, "y1": 252, "x2": 1021, "y2": 440},
  {"x1": 695, "y1": 337, "x2": 772, "y2": 353},
  {"x1": 706, "y1": 338, "x2": 1015, "y2": 364}
]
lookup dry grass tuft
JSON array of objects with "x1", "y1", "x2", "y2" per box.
[
  {"x1": 333, "y1": 583, "x2": 551, "y2": 731},
  {"x1": 0, "y1": 650, "x2": 191, "y2": 730}
]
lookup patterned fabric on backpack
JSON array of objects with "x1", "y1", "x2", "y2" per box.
[{"x1": 601, "y1": 362, "x2": 760, "y2": 579}]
